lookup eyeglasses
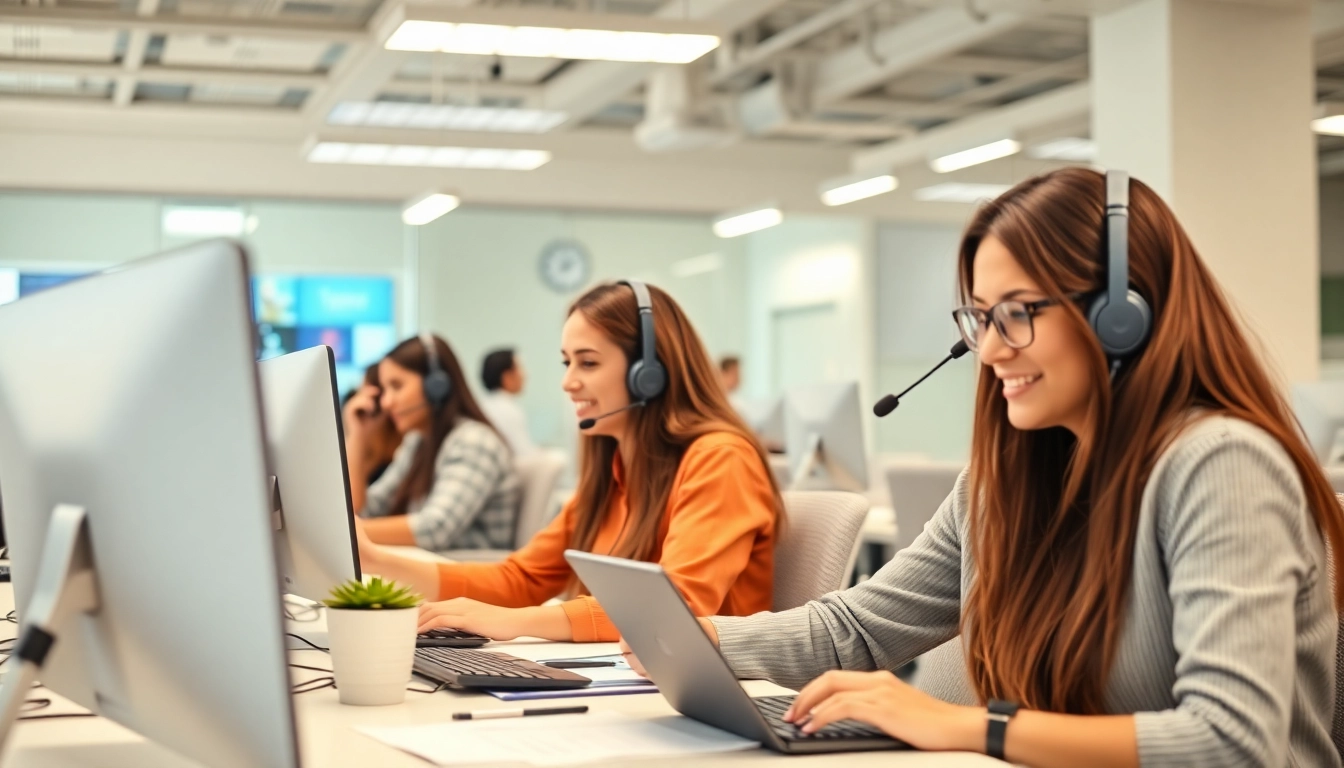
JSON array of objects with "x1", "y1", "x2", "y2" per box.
[{"x1": 951, "y1": 292, "x2": 1084, "y2": 353}]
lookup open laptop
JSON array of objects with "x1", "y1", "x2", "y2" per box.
[{"x1": 564, "y1": 550, "x2": 904, "y2": 754}]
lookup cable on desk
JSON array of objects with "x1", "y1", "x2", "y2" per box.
[
  {"x1": 291, "y1": 676, "x2": 336, "y2": 695},
  {"x1": 283, "y1": 633, "x2": 447, "y2": 696},
  {"x1": 282, "y1": 598, "x2": 323, "y2": 624},
  {"x1": 16, "y1": 697, "x2": 97, "y2": 721},
  {"x1": 285, "y1": 633, "x2": 329, "y2": 653}
]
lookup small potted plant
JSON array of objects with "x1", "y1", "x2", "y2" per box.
[{"x1": 323, "y1": 577, "x2": 421, "y2": 706}]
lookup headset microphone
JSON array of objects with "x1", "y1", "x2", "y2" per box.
[
  {"x1": 872, "y1": 339, "x2": 970, "y2": 418},
  {"x1": 578, "y1": 401, "x2": 646, "y2": 431}
]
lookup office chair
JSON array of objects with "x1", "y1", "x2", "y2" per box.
[
  {"x1": 772, "y1": 491, "x2": 870, "y2": 611},
  {"x1": 445, "y1": 449, "x2": 567, "y2": 562},
  {"x1": 885, "y1": 460, "x2": 965, "y2": 553}
]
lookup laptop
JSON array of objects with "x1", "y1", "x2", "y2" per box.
[{"x1": 564, "y1": 550, "x2": 904, "y2": 754}]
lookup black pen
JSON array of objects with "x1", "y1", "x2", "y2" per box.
[
  {"x1": 452, "y1": 705, "x2": 589, "y2": 721},
  {"x1": 541, "y1": 660, "x2": 617, "y2": 669}
]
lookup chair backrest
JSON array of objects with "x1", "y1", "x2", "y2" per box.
[
  {"x1": 512, "y1": 449, "x2": 567, "y2": 549},
  {"x1": 1332, "y1": 493, "x2": 1344, "y2": 758},
  {"x1": 886, "y1": 460, "x2": 964, "y2": 552},
  {"x1": 772, "y1": 491, "x2": 870, "y2": 612}
]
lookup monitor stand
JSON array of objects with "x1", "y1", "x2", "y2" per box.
[
  {"x1": 0, "y1": 504, "x2": 99, "y2": 754},
  {"x1": 789, "y1": 432, "x2": 822, "y2": 492}
]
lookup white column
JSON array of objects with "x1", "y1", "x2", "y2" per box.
[{"x1": 1092, "y1": 0, "x2": 1319, "y2": 382}]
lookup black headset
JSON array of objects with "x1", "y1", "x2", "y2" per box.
[
  {"x1": 1087, "y1": 170, "x2": 1152, "y2": 362},
  {"x1": 618, "y1": 280, "x2": 667, "y2": 403},
  {"x1": 419, "y1": 332, "x2": 452, "y2": 410}
]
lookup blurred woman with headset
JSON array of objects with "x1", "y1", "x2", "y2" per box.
[
  {"x1": 626, "y1": 168, "x2": 1344, "y2": 767},
  {"x1": 355, "y1": 281, "x2": 784, "y2": 642},
  {"x1": 344, "y1": 333, "x2": 521, "y2": 555}
]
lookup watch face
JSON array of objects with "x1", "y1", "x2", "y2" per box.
[{"x1": 539, "y1": 239, "x2": 592, "y2": 294}]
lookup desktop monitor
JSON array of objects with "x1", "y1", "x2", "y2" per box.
[
  {"x1": 0, "y1": 241, "x2": 299, "y2": 767},
  {"x1": 258, "y1": 345, "x2": 361, "y2": 603},
  {"x1": 1292, "y1": 382, "x2": 1344, "y2": 465},
  {"x1": 736, "y1": 396, "x2": 786, "y2": 447},
  {"x1": 783, "y1": 381, "x2": 869, "y2": 493}
]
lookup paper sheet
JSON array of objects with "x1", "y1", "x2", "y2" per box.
[{"x1": 358, "y1": 711, "x2": 758, "y2": 766}]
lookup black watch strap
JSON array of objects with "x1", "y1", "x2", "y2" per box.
[{"x1": 986, "y1": 699, "x2": 1019, "y2": 760}]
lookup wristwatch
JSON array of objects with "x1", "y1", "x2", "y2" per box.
[{"x1": 986, "y1": 699, "x2": 1020, "y2": 760}]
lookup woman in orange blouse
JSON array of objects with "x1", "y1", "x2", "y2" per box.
[{"x1": 355, "y1": 281, "x2": 784, "y2": 642}]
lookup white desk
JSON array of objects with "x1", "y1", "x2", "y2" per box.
[{"x1": 0, "y1": 586, "x2": 1002, "y2": 768}]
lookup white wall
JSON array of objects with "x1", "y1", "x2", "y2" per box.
[
  {"x1": 416, "y1": 207, "x2": 746, "y2": 455},
  {"x1": 874, "y1": 221, "x2": 977, "y2": 461},
  {"x1": 739, "y1": 215, "x2": 877, "y2": 456}
]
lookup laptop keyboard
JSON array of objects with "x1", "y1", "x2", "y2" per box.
[
  {"x1": 413, "y1": 647, "x2": 591, "y2": 690},
  {"x1": 753, "y1": 695, "x2": 891, "y2": 741}
]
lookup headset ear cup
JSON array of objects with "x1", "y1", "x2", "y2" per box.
[
  {"x1": 423, "y1": 371, "x2": 452, "y2": 409},
  {"x1": 627, "y1": 360, "x2": 666, "y2": 402},
  {"x1": 637, "y1": 362, "x2": 667, "y2": 401},
  {"x1": 1088, "y1": 290, "x2": 1152, "y2": 359}
]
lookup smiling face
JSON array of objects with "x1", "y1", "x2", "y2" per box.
[
  {"x1": 972, "y1": 235, "x2": 1096, "y2": 436},
  {"x1": 561, "y1": 310, "x2": 633, "y2": 439},
  {"x1": 377, "y1": 358, "x2": 431, "y2": 435}
]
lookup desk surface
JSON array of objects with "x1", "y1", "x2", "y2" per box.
[{"x1": 0, "y1": 586, "x2": 1001, "y2": 768}]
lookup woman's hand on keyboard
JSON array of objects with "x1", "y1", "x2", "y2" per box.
[
  {"x1": 417, "y1": 599, "x2": 572, "y2": 641},
  {"x1": 784, "y1": 669, "x2": 983, "y2": 752}
]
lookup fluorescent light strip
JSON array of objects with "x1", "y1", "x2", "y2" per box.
[
  {"x1": 385, "y1": 21, "x2": 718, "y2": 64},
  {"x1": 327, "y1": 101, "x2": 569, "y2": 134},
  {"x1": 821, "y1": 174, "x2": 898, "y2": 207},
  {"x1": 162, "y1": 206, "x2": 247, "y2": 237},
  {"x1": 1027, "y1": 137, "x2": 1096, "y2": 162},
  {"x1": 307, "y1": 142, "x2": 550, "y2": 170},
  {"x1": 402, "y1": 193, "x2": 460, "y2": 226},
  {"x1": 930, "y1": 139, "x2": 1021, "y2": 174},
  {"x1": 713, "y1": 208, "x2": 782, "y2": 239},
  {"x1": 913, "y1": 183, "x2": 1012, "y2": 204},
  {"x1": 1313, "y1": 116, "x2": 1344, "y2": 136}
]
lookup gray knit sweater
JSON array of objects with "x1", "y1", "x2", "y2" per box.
[{"x1": 713, "y1": 414, "x2": 1339, "y2": 767}]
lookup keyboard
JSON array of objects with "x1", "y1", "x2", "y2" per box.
[
  {"x1": 416, "y1": 628, "x2": 491, "y2": 648},
  {"x1": 412, "y1": 647, "x2": 591, "y2": 690},
  {"x1": 753, "y1": 695, "x2": 893, "y2": 742}
]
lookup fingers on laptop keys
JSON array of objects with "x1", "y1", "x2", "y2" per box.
[{"x1": 786, "y1": 669, "x2": 886, "y2": 724}]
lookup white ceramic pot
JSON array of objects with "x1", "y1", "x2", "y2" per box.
[{"x1": 325, "y1": 607, "x2": 418, "y2": 706}]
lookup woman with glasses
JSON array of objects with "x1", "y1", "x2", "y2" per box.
[{"x1": 626, "y1": 168, "x2": 1344, "y2": 767}]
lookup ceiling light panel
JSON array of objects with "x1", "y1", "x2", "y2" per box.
[
  {"x1": 327, "y1": 101, "x2": 568, "y2": 133},
  {"x1": 913, "y1": 183, "x2": 1012, "y2": 203},
  {"x1": 713, "y1": 206, "x2": 782, "y2": 238},
  {"x1": 0, "y1": 25, "x2": 120, "y2": 61},
  {"x1": 930, "y1": 138, "x2": 1021, "y2": 173},
  {"x1": 161, "y1": 36, "x2": 332, "y2": 71},
  {"x1": 819, "y1": 173, "x2": 898, "y2": 207},
  {"x1": 1313, "y1": 116, "x2": 1344, "y2": 136},
  {"x1": 377, "y1": 5, "x2": 720, "y2": 64},
  {"x1": 402, "y1": 192, "x2": 460, "y2": 225},
  {"x1": 306, "y1": 141, "x2": 551, "y2": 170}
]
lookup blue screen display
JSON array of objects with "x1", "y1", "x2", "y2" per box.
[
  {"x1": 19, "y1": 273, "x2": 87, "y2": 296},
  {"x1": 252, "y1": 274, "x2": 397, "y2": 395}
]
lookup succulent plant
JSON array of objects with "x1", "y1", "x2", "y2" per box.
[{"x1": 323, "y1": 577, "x2": 421, "y2": 610}]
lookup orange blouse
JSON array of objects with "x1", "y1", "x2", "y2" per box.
[{"x1": 435, "y1": 431, "x2": 779, "y2": 642}]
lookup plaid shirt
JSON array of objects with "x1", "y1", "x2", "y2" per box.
[{"x1": 362, "y1": 419, "x2": 521, "y2": 553}]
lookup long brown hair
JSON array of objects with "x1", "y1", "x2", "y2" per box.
[
  {"x1": 567, "y1": 282, "x2": 784, "y2": 567},
  {"x1": 958, "y1": 167, "x2": 1344, "y2": 714},
  {"x1": 385, "y1": 334, "x2": 502, "y2": 516}
]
